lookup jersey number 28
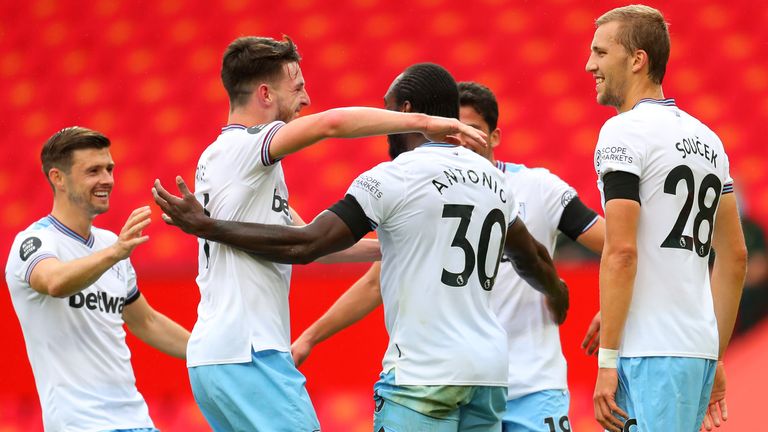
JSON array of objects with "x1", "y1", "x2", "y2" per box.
[
  {"x1": 441, "y1": 204, "x2": 507, "y2": 290},
  {"x1": 660, "y1": 165, "x2": 722, "y2": 257}
]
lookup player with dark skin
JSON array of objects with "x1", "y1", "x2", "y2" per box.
[{"x1": 152, "y1": 69, "x2": 568, "y2": 323}]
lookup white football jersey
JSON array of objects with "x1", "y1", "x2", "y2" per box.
[
  {"x1": 5, "y1": 215, "x2": 154, "y2": 431},
  {"x1": 347, "y1": 144, "x2": 518, "y2": 386},
  {"x1": 594, "y1": 99, "x2": 733, "y2": 359},
  {"x1": 188, "y1": 122, "x2": 295, "y2": 367},
  {"x1": 491, "y1": 161, "x2": 596, "y2": 400}
]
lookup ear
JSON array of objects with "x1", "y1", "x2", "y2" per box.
[
  {"x1": 490, "y1": 128, "x2": 501, "y2": 150},
  {"x1": 631, "y1": 49, "x2": 648, "y2": 74},
  {"x1": 48, "y1": 168, "x2": 65, "y2": 190},
  {"x1": 401, "y1": 101, "x2": 413, "y2": 113},
  {"x1": 255, "y1": 83, "x2": 271, "y2": 106}
]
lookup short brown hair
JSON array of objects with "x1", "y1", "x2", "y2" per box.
[
  {"x1": 596, "y1": 5, "x2": 670, "y2": 85},
  {"x1": 221, "y1": 35, "x2": 302, "y2": 108},
  {"x1": 41, "y1": 126, "x2": 110, "y2": 181}
]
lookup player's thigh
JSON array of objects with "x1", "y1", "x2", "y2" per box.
[
  {"x1": 373, "y1": 395, "x2": 459, "y2": 432},
  {"x1": 619, "y1": 357, "x2": 716, "y2": 432},
  {"x1": 458, "y1": 386, "x2": 506, "y2": 432},
  {"x1": 502, "y1": 390, "x2": 570, "y2": 432},
  {"x1": 188, "y1": 349, "x2": 319, "y2": 432}
]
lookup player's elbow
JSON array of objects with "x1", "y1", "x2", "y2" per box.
[
  {"x1": 37, "y1": 278, "x2": 70, "y2": 298},
  {"x1": 720, "y1": 243, "x2": 748, "y2": 274},
  {"x1": 285, "y1": 238, "x2": 326, "y2": 264},
  {"x1": 604, "y1": 243, "x2": 637, "y2": 269},
  {"x1": 46, "y1": 285, "x2": 69, "y2": 298}
]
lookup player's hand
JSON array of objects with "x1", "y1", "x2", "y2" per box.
[
  {"x1": 423, "y1": 116, "x2": 487, "y2": 150},
  {"x1": 581, "y1": 311, "x2": 601, "y2": 355},
  {"x1": 291, "y1": 336, "x2": 313, "y2": 367},
  {"x1": 152, "y1": 176, "x2": 210, "y2": 236},
  {"x1": 701, "y1": 361, "x2": 728, "y2": 430},
  {"x1": 593, "y1": 368, "x2": 628, "y2": 432},
  {"x1": 111, "y1": 206, "x2": 152, "y2": 260},
  {"x1": 545, "y1": 279, "x2": 569, "y2": 325}
]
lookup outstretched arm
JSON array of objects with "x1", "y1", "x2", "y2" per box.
[
  {"x1": 123, "y1": 295, "x2": 190, "y2": 359},
  {"x1": 269, "y1": 107, "x2": 487, "y2": 160},
  {"x1": 153, "y1": 177, "x2": 358, "y2": 264},
  {"x1": 290, "y1": 208, "x2": 381, "y2": 264},
  {"x1": 292, "y1": 262, "x2": 383, "y2": 366}
]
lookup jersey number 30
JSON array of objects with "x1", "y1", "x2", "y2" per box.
[
  {"x1": 441, "y1": 204, "x2": 507, "y2": 290},
  {"x1": 660, "y1": 165, "x2": 722, "y2": 257}
]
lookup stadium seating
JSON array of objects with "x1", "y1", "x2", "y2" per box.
[{"x1": 1, "y1": 0, "x2": 764, "y2": 430}]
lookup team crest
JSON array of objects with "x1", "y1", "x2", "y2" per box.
[{"x1": 561, "y1": 190, "x2": 575, "y2": 208}]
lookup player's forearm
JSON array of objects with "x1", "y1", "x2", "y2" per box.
[
  {"x1": 200, "y1": 212, "x2": 355, "y2": 264},
  {"x1": 201, "y1": 219, "x2": 321, "y2": 263},
  {"x1": 316, "y1": 238, "x2": 381, "y2": 264},
  {"x1": 598, "y1": 246, "x2": 636, "y2": 349},
  {"x1": 320, "y1": 108, "x2": 429, "y2": 139},
  {"x1": 710, "y1": 254, "x2": 746, "y2": 358},
  {"x1": 300, "y1": 273, "x2": 383, "y2": 347},
  {"x1": 130, "y1": 312, "x2": 190, "y2": 359},
  {"x1": 272, "y1": 108, "x2": 429, "y2": 159},
  {"x1": 509, "y1": 240, "x2": 562, "y2": 299},
  {"x1": 31, "y1": 247, "x2": 123, "y2": 298}
]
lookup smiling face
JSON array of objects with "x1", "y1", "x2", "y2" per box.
[
  {"x1": 271, "y1": 62, "x2": 311, "y2": 123},
  {"x1": 585, "y1": 20, "x2": 633, "y2": 110},
  {"x1": 59, "y1": 147, "x2": 114, "y2": 217}
]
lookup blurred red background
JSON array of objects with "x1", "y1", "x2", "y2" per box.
[{"x1": 1, "y1": 0, "x2": 766, "y2": 430}]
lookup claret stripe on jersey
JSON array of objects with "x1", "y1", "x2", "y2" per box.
[
  {"x1": 221, "y1": 124, "x2": 247, "y2": 133},
  {"x1": 261, "y1": 123, "x2": 285, "y2": 166},
  {"x1": 633, "y1": 98, "x2": 676, "y2": 109},
  {"x1": 24, "y1": 253, "x2": 56, "y2": 283},
  {"x1": 47, "y1": 215, "x2": 94, "y2": 247}
]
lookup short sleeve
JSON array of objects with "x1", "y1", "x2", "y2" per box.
[
  {"x1": 124, "y1": 260, "x2": 141, "y2": 304},
  {"x1": 594, "y1": 117, "x2": 645, "y2": 180},
  {"x1": 12, "y1": 230, "x2": 59, "y2": 284},
  {"x1": 534, "y1": 168, "x2": 575, "y2": 230},
  {"x1": 237, "y1": 121, "x2": 286, "y2": 175},
  {"x1": 345, "y1": 162, "x2": 407, "y2": 229},
  {"x1": 721, "y1": 147, "x2": 734, "y2": 195},
  {"x1": 503, "y1": 175, "x2": 520, "y2": 226}
]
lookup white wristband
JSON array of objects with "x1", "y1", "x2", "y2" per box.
[{"x1": 598, "y1": 348, "x2": 619, "y2": 369}]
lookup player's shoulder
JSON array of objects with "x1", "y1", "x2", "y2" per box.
[
  {"x1": 7, "y1": 217, "x2": 56, "y2": 268},
  {"x1": 215, "y1": 121, "x2": 285, "y2": 144},
  {"x1": 500, "y1": 161, "x2": 571, "y2": 192},
  {"x1": 13, "y1": 216, "x2": 56, "y2": 243},
  {"x1": 497, "y1": 161, "x2": 554, "y2": 180}
]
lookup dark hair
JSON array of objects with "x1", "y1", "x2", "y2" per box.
[
  {"x1": 458, "y1": 81, "x2": 499, "y2": 131},
  {"x1": 221, "y1": 35, "x2": 302, "y2": 108},
  {"x1": 390, "y1": 63, "x2": 459, "y2": 119},
  {"x1": 596, "y1": 5, "x2": 670, "y2": 85},
  {"x1": 41, "y1": 127, "x2": 110, "y2": 179}
]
